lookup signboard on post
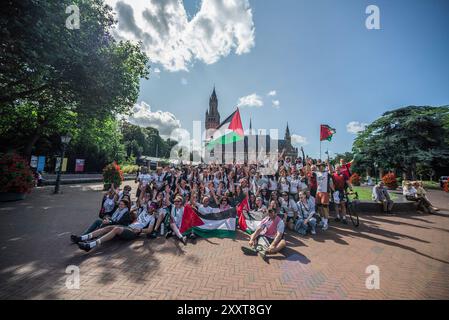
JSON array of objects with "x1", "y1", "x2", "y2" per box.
[
  {"x1": 55, "y1": 157, "x2": 68, "y2": 173},
  {"x1": 62, "y1": 158, "x2": 68, "y2": 172},
  {"x1": 75, "y1": 159, "x2": 85, "y2": 172}
]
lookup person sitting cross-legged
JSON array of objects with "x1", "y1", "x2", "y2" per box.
[
  {"x1": 72, "y1": 201, "x2": 158, "y2": 252},
  {"x1": 240, "y1": 208, "x2": 286, "y2": 261},
  {"x1": 295, "y1": 191, "x2": 318, "y2": 235}
]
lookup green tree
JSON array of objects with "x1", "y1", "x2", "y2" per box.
[
  {"x1": 0, "y1": 0, "x2": 149, "y2": 155},
  {"x1": 352, "y1": 106, "x2": 449, "y2": 180}
]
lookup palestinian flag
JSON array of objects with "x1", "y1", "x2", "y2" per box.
[
  {"x1": 179, "y1": 204, "x2": 237, "y2": 238},
  {"x1": 236, "y1": 196, "x2": 264, "y2": 234},
  {"x1": 206, "y1": 108, "x2": 244, "y2": 150},
  {"x1": 320, "y1": 124, "x2": 336, "y2": 141}
]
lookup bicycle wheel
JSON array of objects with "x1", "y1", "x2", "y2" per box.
[{"x1": 347, "y1": 202, "x2": 360, "y2": 227}]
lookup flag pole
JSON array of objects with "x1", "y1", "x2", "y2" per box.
[{"x1": 320, "y1": 138, "x2": 322, "y2": 160}]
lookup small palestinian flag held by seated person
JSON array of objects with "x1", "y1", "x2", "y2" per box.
[
  {"x1": 320, "y1": 124, "x2": 336, "y2": 141},
  {"x1": 179, "y1": 204, "x2": 237, "y2": 239},
  {"x1": 236, "y1": 196, "x2": 264, "y2": 234},
  {"x1": 206, "y1": 108, "x2": 244, "y2": 150}
]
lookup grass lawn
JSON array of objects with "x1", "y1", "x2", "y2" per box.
[
  {"x1": 352, "y1": 186, "x2": 398, "y2": 201},
  {"x1": 420, "y1": 180, "x2": 442, "y2": 190}
]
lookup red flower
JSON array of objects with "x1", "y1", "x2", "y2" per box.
[
  {"x1": 0, "y1": 153, "x2": 34, "y2": 193},
  {"x1": 382, "y1": 172, "x2": 398, "y2": 190}
]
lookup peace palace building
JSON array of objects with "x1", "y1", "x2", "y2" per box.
[{"x1": 204, "y1": 87, "x2": 298, "y2": 163}]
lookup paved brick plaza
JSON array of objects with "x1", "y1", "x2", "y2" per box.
[{"x1": 0, "y1": 182, "x2": 448, "y2": 300}]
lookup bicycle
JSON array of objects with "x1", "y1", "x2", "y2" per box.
[{"x1": 344, "y1": 191, "x2": 360, "y2": 227}]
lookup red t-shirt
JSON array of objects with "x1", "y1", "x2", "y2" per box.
[
  {"x1": 340, "y1": 163, "x2": 352, "y2": 180},
  {"x1": 332, "y1": 173, "x2": 346, "y2": 191}
]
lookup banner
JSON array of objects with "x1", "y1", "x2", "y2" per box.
[
  {"x1": 37, "y1": 156, "x2": 45, "y2": 172},
  {"x1": 56, "y1": 157, "x2": 68, "y2": 172},
  {"x1": 75, "y1": 159, "x2": 85, "y2": 172},
  {"x1": 62, "y1": 158, "x2": 68, "y2": 172}
]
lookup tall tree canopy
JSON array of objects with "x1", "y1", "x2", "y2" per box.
[
  {"x1": 0, "y1": 0, "x2": 149, "y2": 155},
  {"x1": 352, "y1": 106, "x2": 449, "y2": 179}
]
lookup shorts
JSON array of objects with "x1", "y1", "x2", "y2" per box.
[
  {"x1": 333, "y1": 190, "x2": 346, "y2": 204},
  {"x1": 316, "y1": 192, "x2": 330, "y2": 205},
  {"x1": 256, "y1": 234, "x2": 284, "y2": 251},
  {"x1": 118, "y1": 227, "x2": 140, "y2": 240}
]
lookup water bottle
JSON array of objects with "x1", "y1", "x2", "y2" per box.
[{"x1": 160, "y1": 223, "x2": 165, "y2": 236}]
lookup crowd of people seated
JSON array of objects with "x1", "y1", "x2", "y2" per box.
[{"x1": 70, "y1": 150, "x2": 437, "y2": 259}]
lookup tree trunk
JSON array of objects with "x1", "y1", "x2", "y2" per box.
[{"x1": 23, "y1": 132, "x2": 41, "y2": 158}]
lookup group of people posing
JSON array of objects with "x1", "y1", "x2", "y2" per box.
[{"x1": 71, "y1": 152, "x2": 359, "y2": 260}]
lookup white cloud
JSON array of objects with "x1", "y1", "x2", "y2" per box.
[
  {"x1": 291, "y1": 134, "x2": 308, "y2": 146},
  {"x1": 153, "y1": 67, "x2": 161, "y2": 73},
  {"x1": 237, "y1": 93, "x2": 263, "y2": 108},
  {"x1": 106, "y1": 0, "x2": 255, "y2": 72},
  {"x1": 346, "y1": 121, "x2": 367, "y2": 134},
  {"x1": 181, "y1": 77, "x2": 188, "y2": 85},
  {"x1": 267, "y1": 90, "x2": 276, "y2": 96},
  {"x1": 272, "y1": 100, "x2": 280, "y2": 109},
  {"x1": 125, "y1": 101, "x2": 181, "y2": 138}
]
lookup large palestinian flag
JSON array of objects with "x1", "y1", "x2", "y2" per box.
[
  {"x1": 320, "y1": 124, "x2": 336, "y2": 141},
  {"x1": 206, "y1": 109, "x2": 244, "y2": 151},
  {"x1": 179, "y1": 204, "x2": 237, "y2": 238},
  {"x1": 236, "y1": 196, "x2": 264, "y2": 234}
]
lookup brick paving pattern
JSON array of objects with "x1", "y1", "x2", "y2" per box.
[{"x1": 0, "y1": 182, "x2": 448, "y2": 299}]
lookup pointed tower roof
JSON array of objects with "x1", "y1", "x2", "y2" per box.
[
  {"x1": 285, "y1": 122, "x2": 291, "y2": 140},
  {"x1": 210, "y1": 86, "x2": 217, "y2": 101}
]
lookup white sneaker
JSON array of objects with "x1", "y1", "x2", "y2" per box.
[
  {"x1": 311, "y1": 230, "x2": 316, "y2": 235},
  {"x1": 322, "y1": 224, "x2": 328, "y2": 231}
]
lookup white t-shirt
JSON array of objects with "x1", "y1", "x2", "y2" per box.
[
  {"x1": 103, "y1": 197, "x2": 115, "y2": 213},
  {"x1": 260, "y1": 218, "x2": 285, "y2": 238},
  {"x1": 171, "y1": 206, "x2": 184, "y2": 228},
  {"x1": 280, "y1": 198, "x2": 299, "y2": 217},
  {"x1": 129, "y1": 210, "x2": 155, "y2": 230},
  {"x1": 279, "y1": 178, "x2": 290, "y2": 193},
  {"x1": 268, "y1": 178, "x2": 278, "y2": 191},
  {"x1": 288, "y1": 177, "x2": 300, "y2": 194},
  {"x1": 138, "y1": 174, "x2": 152, "y2": 187},
  {"x1": 316, "y1": 171, "x2": 329, "y2": 193},
  {"x1": 153, "y1": 173, "x2": 165, "y2": 189}
]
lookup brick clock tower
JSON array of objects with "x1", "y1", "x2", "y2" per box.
[{"x1": 205, "y1": 87, "x2": 220, "y2": 130}]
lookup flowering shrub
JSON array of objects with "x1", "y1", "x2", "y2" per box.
[
  {"x1": 382, "y1": 172, "x2": 398, "y2": 189},
  {"x1": 349, "y1": 173, "x2": 361, "y2": 186},
  {"x1": 102, "y1": 162, "x2": 124, "y2": 187},
  {"x1": 0, "y1": 153, "x2": 35, "y2": 193},
  {"x1": 120, "y1": 164, "x2": 139, "y2": 174}
]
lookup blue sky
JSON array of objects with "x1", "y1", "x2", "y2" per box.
[{"x1": 109, "y1": 0, "x2": 449, "y2": 158}]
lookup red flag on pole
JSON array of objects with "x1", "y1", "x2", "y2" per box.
[{"x1": 320, "y1": 124, "x2": 336, "y2": 141}]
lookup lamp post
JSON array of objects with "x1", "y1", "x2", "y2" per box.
[{"x1": 54, "y1": 134, "x2": 71, "y2": 194}]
